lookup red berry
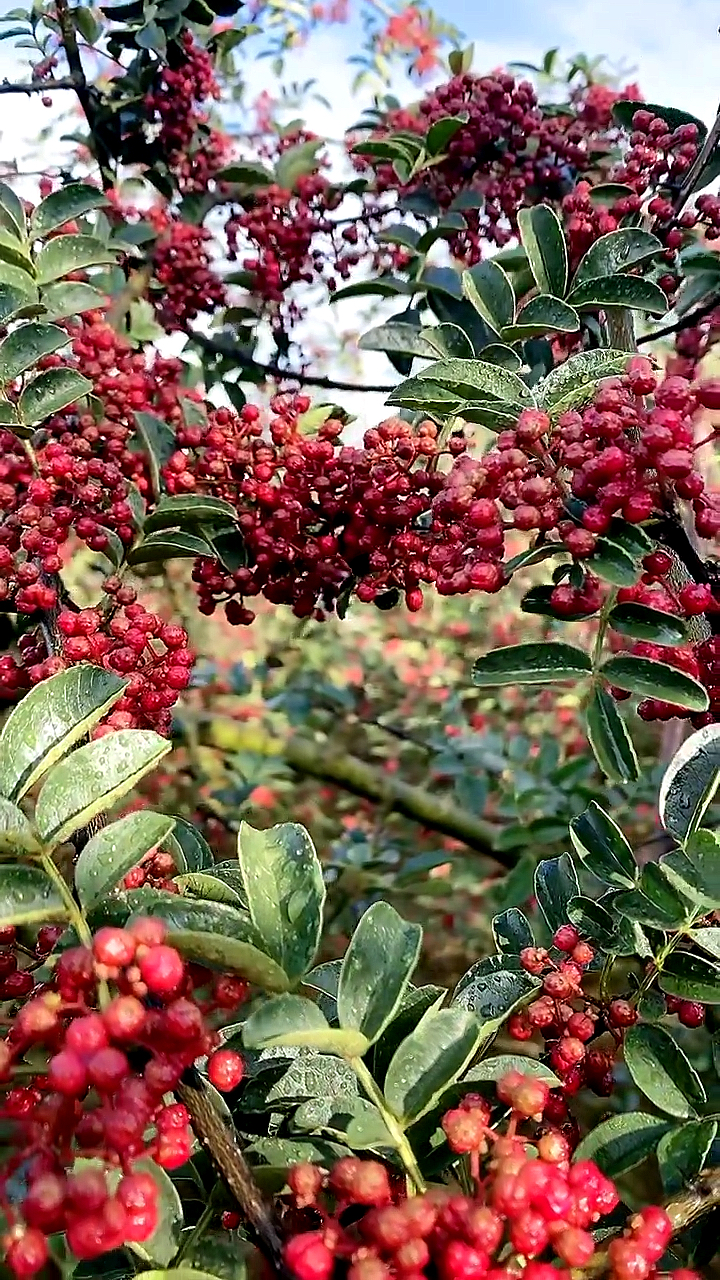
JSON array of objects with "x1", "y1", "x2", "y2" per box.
[
  {"x1": 138, "y1": 944, "x2": 185, "y2": 995},
  {"x1": 207, "y1": 1048, "x2": 245, "y2": 1092},
  {"x1": 5, "y1": 1228, "x2": 49, "y2": 1278},
  {"x1": 92, "y1": 927, "x2": 136, "y2": 968},
  {"x1": 47, "y1": 1049, "x2": 88, "y2": 1096},
  {"x1": 284, "y1": 1231, "x2": 335, "y2": 1280}
]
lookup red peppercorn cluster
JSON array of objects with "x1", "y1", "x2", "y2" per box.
[
  {"x1": 281, "y1": 1072, "x2": 692, "y2": 1280},
  {"x1": 144, "y1": 31, "x2": 228, "y2": 192},
  {"x1": 149, "y1": 213, "x2": 226, "y2": 332},
  {"x1": 664, "y1": 993, "x2": 706, "y2": 1027},
  {"x1": 0, "y1": 918, "x2": 247, "y2": 1277}
]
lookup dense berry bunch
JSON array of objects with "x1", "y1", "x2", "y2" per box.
[
  {"x1": 144, "y1": 31, "x2": 228, "y2": 190},
  {"x1": 0, "y1": 919, "x2": 247, "y2": 1277},
  {"x1": 281, "y1": 1072, "x2": 692, "y2": 1280},
  {"x1": 150, "y1": 214, "x2": 226, "y2": 331}
]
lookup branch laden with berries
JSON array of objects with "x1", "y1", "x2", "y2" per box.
[{"x1": 1, "y1": 669, "x2": 720, "y2": 1280}]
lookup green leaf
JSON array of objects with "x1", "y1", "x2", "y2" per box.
[
  {"x1": 573, "y1": 229, "x2": 664, "y2": 285},
  {"x1": 481, "y1": 344, "x2": 523, "y2": 371},
  {"x1": 538, "y1": 349, "x2": 629, "y2": 416},
  {"x1": 666, "y1": 830, "x2": 720, "y2": 909},
  {"x1": 143, "y1": 495, "x2": 238, "y2": 534},
  {"x1": 330, "y1": 278, "x2": 408, "y2": 303},
  {"x1": 175, "y1": 872, "x2": 243, "y2": 907},
  {"x1": 658, "y1": 724, "x2": 720, "y2": 840},
  {"x1": 566, "y1": 896, "x2": 618, "y2": 948},
  {"x1": 568, "y1": 274, "x2": 668, "y2": 315},
  {"x1": 140, "y1": 897, "x2": 289, "y2": 991},
  {"x1": 534, "y1": 854, "x2": 579, "y2": 933},
  {"x1": 659, "y1": 952, "x2": 720, "y2": 1004},
  {"x1": 472, "y1": 641, "x2": 591, "y2": 687},
  {"x1": 608, "y1": 603, "x2": 687, "y2": 646},
  {"x1": 243, "y1": 993, "x2": 368, "y2": 1056},
  {"x1": 238, "y1": 822, "x2": 325, "y2": 985},
  {"x1": 30, "y1": 184, "x2": 107, "y2": 238},
  {"x1": 492, "y1": 908, "x2": 533, "y2": 954},
  {"x1": 275, "y1": 139, "x2": 322, "y2": 191},
  {"x1": 463, "y1": 1055, "x2": 560, "y2": 1087},
  {"x1": 118, "y1": 1159, "x2": 183, "y2": 1268},
  {"x1": 177, "y1": 1233, "x2": 255, "y2": 1280},
  {"x1": 35, "y1": 234, "x2": 117, "y2": 284},
  {"x1": 452, "y1": 966, "x2": 539, "y2": 1046},
  {"x1": 624, "y1": 1023, "x2": 706, "y2": 1119},
  {"x1": 0, "y1": 283, "x2": 37, "y2": 325},
  {"x1": 615, "y1": 863, "x2": 693, "y2": 929},
  {"x1": 586, "y1": 686, "x2": 640, "y2": 784},
  {"x1": 589, "y1": 537, "x2": 642, "y2": 588},
  {"x1": 0, "y1": 322, "x2": 68, "y2": 382},
  {"x1": 0, "y1": 799, "x2": 40, "y2": 856},
  {"x1": 517, "y1": 205, "x2": 568, "y2": 297},
  {"x1": 600, "y1": 655, "x2": 709, "y2": 712},
  {"x1": 337, "y1": 901, "x2": 422, "y2": 1047},
  {"x1": 18, "y1": 368, "x2": 92, "y2": 427},
  {"x1": 73, "y1": 6, "x2": 101, "y2": 44},
  {"x1": 569, "y1": 801, "x2": 637, "y2": 889},
  {"x1": 133, "y1": 410, "x2": 176, "y2": 500},
  {"x1": 384, "y1": 1006, "x2": 481, "y2": 1124},
  {"x1": 128, "y1": 531, "x2": 214, "y2": 566},
  {"x1": 265, "y1": 1053, "x2": 358, "y2": 1106},
  {"x1": 0, "y1": 664, "x2": 126, "y2": 802},
  {"x1": 0, "y1": 229, "x2": 33, "y2": 275},
  {"x1": 0, "y1": 181, "x2": 26, "y2": 240},
  {"x1": 409, "y1": 356, "x2": 535, "y2": 407},
  {"x1": 502, "y1": 294, "x2": 580, "y2": 341},
  {"x1": 462, "y1": 261, "x2": 515, "y2": 333},
  {"x1": 0, "y1": 864, "x2": 67, "y2": 929},
  {"x1": 129, "y1": 1271, "x2": 227, "y2": 1280},
  {"x1": 74, "y1": 811, "x2": 175, "y2": 909},
  {"x1": 35, "y1": 729, "x2": 171, "y2": 847},
  {"x1": 358, "y1": 322, "x2": 437, "y2": 359},
  {"x1": 573, "y1": 1113, "x2": 671, "y2": 1177},
  {"x1": 612, "y1": 100, "x2": 707, "y2": 138},
  {"x1": 657, "y1": 1120, "x2": 717, "y2": 1196},
  {"x1": 420, "y1": 323, "x2": 474, "y2": 360},
  {"x1": 215, "y1": 162, "x2": 274, "y2": 187},
  {"x1": 168, "y1": 814, "x2": 213, "y2": 872},
  {"x1": 689, "y1": 927, "x2": 720, "y2": 960},
  {"x1": 425, "y1": 115, "x2": 466, "y2": 156}
]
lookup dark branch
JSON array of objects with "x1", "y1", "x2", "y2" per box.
[
  {"x1": 637, "y1": 296, "x2": 720, "y2": 346},
  {"x1": 0, "y1": 76, "x2": 80, "y2": 95},
  {"x1": 189, "y1": 330, "x2": 396, "y2": 395},
  {"x1": 54, "y1": 0, "x2": 115, "y2": 189},
  {"x1": 673, "y1": 100, "x2": 720, "y2": 214}
]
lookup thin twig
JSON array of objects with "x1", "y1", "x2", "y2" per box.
[
  {"x1": 673, "y1": 101, "x2": 720, "y2": 214},
  {"x1": 54, "y1": 0, "x2": 114, "y2": 189},
  {"x1": 189, "y1": 330, "x2": 396, "y2": 394},
  {"x1": 637, "y1": 296, "x2": 720, "y2": 346},
  {"x1": 0, "y1": 76, "x2": 80, "y2": 95}
]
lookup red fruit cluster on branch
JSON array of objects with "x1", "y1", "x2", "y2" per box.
[
  {"x1": 150, "y1": 213, "x2": 226, "y2": 332},
  {"x1": 0, "y1": 919, "x2": 247, "y2": 1277},
  {"x1": 281, "y1": 1073, "x2": 691, "y2": 1280},
  {"x1": 144, "y1": 31, "x2": 228, "y2": 191}
]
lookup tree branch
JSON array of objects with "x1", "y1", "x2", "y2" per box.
[
  {"x1": 189, "y1": 330, "x2": 396, "y2": 395},
  {"x1": 587, "y1": 1166, "x2": 720, "y2": 1274},
  {"x1": 637, "y1": 296, "x2": 720, "y2": 346},
  {"x1": 54, "y1": 0, "x2": 114, "y2": 188},
  {"x1": 0, "y1": 76, "x2": 80, "y2": 95},
  {"x1": 673, "y1": 101, "x2": 720, "y2": 215}
]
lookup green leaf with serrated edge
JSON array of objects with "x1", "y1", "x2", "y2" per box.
[
  {"x1": 238, "y1": 822, "x2": 325, "y2": 985},
  {"x1": 167, "y1": 814, "x2": 212, "y2": 873},
  {"x1": 143, "y1": 495, "x2": 238, "y2": 534},
  {"x1": 30, "y1": 184, "x2": 107, "y2": 238},
  {"x1": 472, "y1": 641, "x2": 591, "y2": 688},
  {"x1": 414, "y1": 357, "x2": 535, "y2": 407},
  {"x1": 0, "y1": 181, "x2": 26, "y2": 240},
  {"x1": 572, "y1": 229, "x2": 664, "y2": 286},
  {"x1": 615, "y1": 862, "x2": 693, "y2": 929},
  {"x1": 502, "y1": 295, "x2": 580, "y2": 341},
  {"x1": 534, "y1": 854, "x2": 579, "y2": 934},
  {"x1": 41, "y1": 281, "x2": 108, "y2": 320},
  {"x1": 18, "y1": 368, "x2": 92, "y2": 427},
  {"x1": 370, "y1": 984, "x2": 446, "y2": 1082},
  {"x1": 517, "y1": 205, "x2": 568, "y2": 297},
  {"x1": 567, "y1": 896, "x2": 617, "y2": 948},
  {"x1": 296, "y1": 1096, "x2": 389, "y2": 1148},
  {"x1": 492, "y1": 907, "x2": 533, "y2": 954},
  {"x1": 690, "y1": 927, "x2": 720, "y2": 959},
  {"x1": 0, "y1": 264, "x2": 39, "y2": 299},
  {"x1": 463, "y1": 1056, "x2": 560, "y2": 1087},
  {"x1": 330, "y1": 278, "x2": 409, "y2": 303},
  {"x1": 0, "y1": 665, "x2": 126, "y2": 802},
  {"x1": 0, "y1": 799, "x2": 40, "y2": 856},
  {"x1": 657, "y1": 1120, "x2": 717, "y2": 1197},
  {"x1": 275, "y1": 139, "x2": 323, "y2": 190},
  {"x1": 624, "y1": 1023, "x2": 705, "y2": 1119},
  {"x1": 461, "y1": 261, "x2": 515, "y2": 333},
  {"x1": 133, "y1": 409, "x2": 182, "y2": 500},
  {"x1": 658, "y1": 724, "x2": 720, "y2": 840},
  {"x1": 420, "y1": 323, "x2": 474, "y2": 359},
  {"x1": 384, "y1": 1006, "x2": 481, "y2": 1124},
  {"x1": 597, "y1": 891, "x2": 651, "y2": 958},
  {"x1": 174, "y1": 872, "x2": 243, "y2": 907},
  {"x1": 134, "y1": 896, "x2": 288, "y2": 989},
  {"x1": 215, "y1": 161, "x2": 274, "y2": 186},
  {"x1": 265, "y1": 1053, "x2": 358, "y2": 1106},
  {"x1": 586, "y1": 686, "x2": 640, "y2": 783},
  {"x1": 666, "y1": 831, "x2": 720, "y2": 909},
  {"x1": 0, "y1": 322, "x2": 68, "y2": 382},
  {"x1": 452, "y1": 967, "x2": 539, "y2": 1049},
  {"x1": 600, "y1": 655, "x2": 709, "y2": 712},
  {"x1": 569, "y1": 801, "x2": 637, "y2": 889},
  {"x1": 35, "y1": 234, "x2": 117, "y2": 284},
  {"x1": 660, "y1": 952, "x2": 720, "y2": 1003},
  {"x1": 0, "y1": 865, "x2": 67, "y2": 929},
  {"x1": 0, "y1": 401, "x2": 19, "y2": 428},
  {"x1": 568, "y1": 274, "x2": 668, "y2": 315},
  {"x1": 573, "y1": 1113, "x2": 671, "y2": 1177},
  {"x1": 425, "y1": 114, "x2": 466, "y2": 155},
  {"x1": 589, "y1": 538, "x2": 642, "y2": 587},
  {"x1": 0, "y1": 284, "x2": 36, "y2": 325},
  {"x1": 128, "y1": 531, "x2": 214, "y2": 566},
  {"x1": 358, "y1": 322, "x2": 437, "y2": 359},
  {"x1": 74, "y1": 811, "x2": 175, "y2": 909},
  {"x1": 481, "y1": 344, "x2": 523, "y2": 370},
  {"x1": 608, "y1": 603, "x2": 687, "y2": 645},
  {"x1": 337, "y1": 901, "x2": 421, "y2": 1046},
  {"x1": 538, "y1": 349, "x2": 628, "y2": 416},
  {"x1": 243, "y1": 993, "x2": 368, "y2": 1056},
  {"x1": 35, "y1": 729, "x2": 170, "y2": 847},
  {"x1": 0, "y1": 229, "x2": 33, "y2": 275}
]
